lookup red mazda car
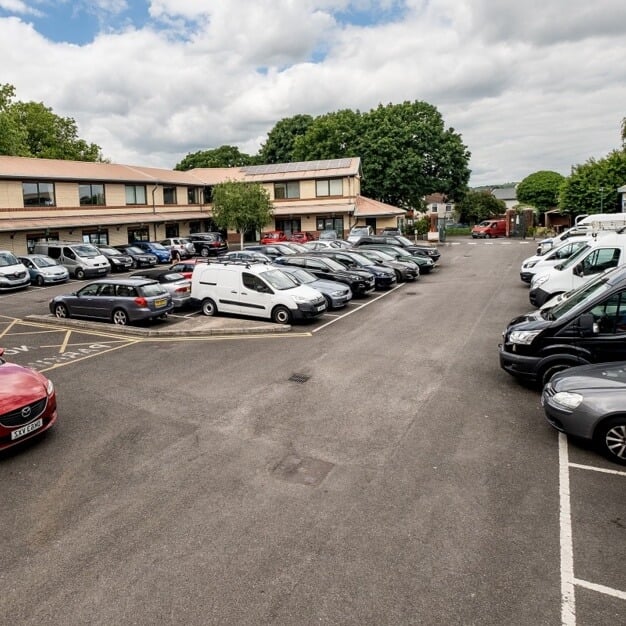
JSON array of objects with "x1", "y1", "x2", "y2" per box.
[
  {"x1": 289, "y1": 232, "x2": 315, "y2": 244},
  {"x1": 260, "y1": 230, "x2": 287, "y2": 245},
  {"x1": 0, "y1": 348, "x2": 57, "y2": 451}
]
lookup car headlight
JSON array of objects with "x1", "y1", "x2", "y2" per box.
[
  {"x1": 292, "y1": 295, "x2": 309, "y2": 303},
  {"x1": 45, "y1": 378, "x2": 54, "y2": 395},
  {"x1": 331, "y1": 290, "x2": 344, "y2": 296},
  {"x1": 525, "y1": 260, "x2": 538, "y2": 268},
  {"x1": 551, "y1": 391, "x2": 583, "y2": 410},
  {"x1": 532, "y1": 274, "x2": 550, "y2": 288},
  {"x1": 509, "y1": 329, "x2": 542, "y2": 345}
]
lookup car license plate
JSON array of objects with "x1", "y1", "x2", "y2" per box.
[
  {"x1": 11, "y1": 418, "x2": 43, "y2": 440},
  {"x1": 316, "y1": 305, "x2": 325, "y2": 312},
  {"x1": 98, "y1": 268, "x2": 107, "y2": 273},
  {"x1": 155, "y1": 298, "x2": 167, "y2": 307}
]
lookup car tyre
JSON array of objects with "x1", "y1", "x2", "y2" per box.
[
  {"x1": 54, "y1": 303, "x2": 69, "y2": 319},
  {"x1": 75, "y1": 268, "x2": 85, "y2": 280},
  {"x1": 323, "y1": 295, "x2": 333, "y2": 310},
  {"x1": 539, "y1": 363, "x2": 571, "y2": 388},
  {"x1": 36, "y1": 275, "x2": 45, "y2": 286},
  {"x1": 200, "y1": 247, "x2": 210, "y2": 257},
  {"x1": 112, "y1": 308, "x2": 129, "y2": 325},
  {"x1": 271, "y1": 305, "x2": 292, "y2": 325},
  {"x1": 201, "y1": 298, "x2": 217, "y2": 316},
  {"x1": 595, "y1": 416, "x2": 626, "y2": 465}
]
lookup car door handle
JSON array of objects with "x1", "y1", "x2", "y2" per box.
[{"x1": 231, "y1": 290, "x2": 238, "y2": 294}]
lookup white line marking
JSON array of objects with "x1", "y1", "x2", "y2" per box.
[
  {"x1": 569, "y1": 462, "x2": 626, "y2": 477},
  {"x1": 559, "y1": 432, "x2": 577, "y2": 625},
  {"x1": 574, "y1": 578, "x2": 626, "y2": 600}
]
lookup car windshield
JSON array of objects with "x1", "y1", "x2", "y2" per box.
[
  {"x1": 395, "y1": 236, "x2": 414, "y2": 246},
  {"x1": 289, "y1": 269, "x2": 315, "y2": 284},
  {"x1": 545, "y1": 275, "x2": 613, "y2": 320},
  {"x1": 161, "y1": 272, "x2": 185, "y2": 282},
  {"x1": 321, "y1": 257, "x2": 346, "y2": 271},
  {"x1": 344, "y1": 252, "x2": 371, "y2": 265},
  {"x1": 139, "y1": 283, "x2": 167, "y2": 297},
  {"x1": 0, "y1": 252, "x2": 19, "y2": 266},
  {"x1": 556, "y1": 244, "x2": 592, "y2": 270},
  {"x1": 149, "y1": 243, "x2": 167, "y2": 250},
  {"x1": 100, "y1": 247, "x2": 122, "y2": 256},
  {"x1": 351, "y1": 227, "x2": 369, "y2": 235},
  {"x1": 260, "y1": 269, "x2": 298, "y2": 290},
  {"x1": 73, "y1": 245, "x2": 99, "y2": 258},
  {"x1": 32, "y1": 256, "x2": 57, "y2": 267},
  {"x1": 127, "y1": 246, "x2": 145, "y2": 254}
]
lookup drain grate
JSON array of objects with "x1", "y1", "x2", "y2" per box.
[{"x1": 288, "y1": 373, "x2": 310, "y2": 383}]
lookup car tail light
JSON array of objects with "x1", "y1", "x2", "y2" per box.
[
  {"x1": 211, "y1": 241, "x2": 219, "y2": 247},
  {"x1": 175, "y1": 286, "x2": 189, "y2": 293},
  {"x1": 134, "y1": 297, "x2": 148, "y2": 306}
]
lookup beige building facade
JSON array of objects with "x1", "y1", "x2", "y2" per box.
[{"x1": 0, "y1": 156, "x2": 405, "y2": 254}]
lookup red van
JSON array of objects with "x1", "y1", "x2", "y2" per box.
[{"x1": 471, "y1": 219, "x2": 507, "y2": 238}]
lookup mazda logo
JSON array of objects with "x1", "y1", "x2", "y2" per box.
[{"x1": 21, "y1": 406, "x2": 31, "y2": 419}]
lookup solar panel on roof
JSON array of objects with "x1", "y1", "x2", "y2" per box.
[{"x1": 240, "y1": 158, "x2": 353, "y2": 175}]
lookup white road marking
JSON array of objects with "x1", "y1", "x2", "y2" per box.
[
  {"x1": 559, "y1": 433, "x2": 577, "y2": 625},
  {"x1": 569, "y1": 462, "x2": 626, "y2": 477},
  {"x1": 574, "y1": 578, "x2": 626, "y2": 601}
]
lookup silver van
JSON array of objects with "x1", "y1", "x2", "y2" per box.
[{"x1": 32, "y1": 241, "x2": 110, "y2": 279}]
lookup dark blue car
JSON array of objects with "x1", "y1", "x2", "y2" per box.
[{"x1": 131, "y1": 241, "x2": 172, "y2": 263}]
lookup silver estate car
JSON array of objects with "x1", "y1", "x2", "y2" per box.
[
  {"x1": 542, "y1": 361, "x2": 626, "y2": 465},
  {"x1": 130, "y1": 269, "x2": 192, "y2": 308},
  {"x1": 49, "y1": 278, "x2": 173, "y2": 325}
]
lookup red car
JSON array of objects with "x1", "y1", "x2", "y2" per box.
[
  {"x1": 260, "y1": 230, "x2": 287, "y2": 245},
  {"x1": 169, "y1": 258, "x2": 209, "y2": 279},
  {"x1": 0, "y1": 348, "x2": 57, "y2": 451},
  {"x1": 289, "y1": 232, "x2": 315, "y2": 244}
]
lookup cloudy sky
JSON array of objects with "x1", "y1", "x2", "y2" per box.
[{"x1": 1, "y1": 0, "x2": 625, "y2": 186}]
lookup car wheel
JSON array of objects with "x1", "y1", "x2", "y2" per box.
[
  {"x1": 130, "y1": 259, "x2": 137, "y2": 269},
  {"x1": 539, "y1": 363, "x2": 571, "y2": 388},
  {"x1": 36, "y1": 275, "x2": 45, "y2": 286},
  {"x1": 595, "y1": 416, "x2": 626, "y2": 465},
  {"x1": 395, "y1": 270, "x2": 402, "y2": 282},
  {"x1": 54, "y1": 303, "x2": 69, "y2": 319},
  {"x1": 201, "y1": 298, "x2": 217, "y2": 316},
  {"x1": 323, "y1": 294, "x2": 333, "y2": 310},
  {"x1": 158, "y1": 312, "x2": 169, "y2": 320},
  {"x1": 112, "y1": 308, "x2": 129, "y2": 325},
  {"x1": 75, "y1": 268, "x2": 85, "y2": 280},
  {"x1": 200, "y1": 247, "x2": 210, "y2": 257},
  {"x1": 271, "y1": 305, "x2": 292, "y2": 325}
]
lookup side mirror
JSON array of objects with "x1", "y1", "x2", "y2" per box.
[
  {"x1": 578, "y1": 313, "x2": 598, "y2": 336},
  {"x1": 574, "y1": 263, "x2": 584, "y2": 277}
]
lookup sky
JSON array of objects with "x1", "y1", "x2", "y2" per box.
[{"x1": 0, "y1": 0, "x2": 625, "y2": 187}]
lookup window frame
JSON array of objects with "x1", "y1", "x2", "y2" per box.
[
  {"x1": 315, "y1": 178, "x2": 343, "y2": 197},
  {"x1": 274, "y1": 181, "x2": 300, "y2": 200},
  {"x1": 79, "y1": 183, "x2": 105, "y2": 206},
  {"x1": 125, "y1": 185, "x2": 147, "y2": 205},
  {"x1": 23, "y1": 181, "x2": 56, "y2": 207}
]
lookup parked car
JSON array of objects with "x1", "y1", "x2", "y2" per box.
[
  {"x1": 114, "y1": 245, "x2": 158, "y2": 269},
  {"x1": 381, "y1": 227, "x2": 403, "y2": 235},
  {"x1": 49, "y1": 278, "x2": 173, "y2": 325},
  {"x1": 220, "y1": 250, "x2": 272, "y2": 263},
  {"x1": 355, "y1": 248, "x2": 419, "y2": 282},
  {"x1": 352, "y1": 235, "x2": 441, "y2": 263},
  {"x1": 471, "y1": 219, "x2": 507, "y2": 238},
  {"x1": 304, "y1": 240, "x2": 352, "y2": 250},
  {"x1": 275, "y1": 265, "x2": 352, "y2": 309},
  {"x1": 131, "y1": 241, "x2": 172, "y2": 263},
  {"x1": 308, "y1": 249, "x2": 397, "y2": 290},
  {"x1": 17, "y1": 254, "x2": 69, "y2": 286},
  {"x1": 169, "y1": 258, "x2": 209, "y2": 279},
  {"x1": 188, "y1": 232, "x2": 229, "y2": 257},
  {"x1": 245, "y1": 244, "x2": 297, "y2": 260},
  {"x1": 273, "y1": 255, "x2": 375, "y2": 297},
  {"x1": 500, "y1": 264, "x2": 626, "y2": 387},
  {"x1": 318, "y1": 230, "x2": 338, "y2": 241},
  {"x1": 542, "y1": 361, "x2": 626, "y2": 465},
  {"x1": 519, "y1": 239, "x2": 590, "y2": 284},
  {"x1": 160, "y1": 237, "x2": 196, "y2": 260},
  {"x1": 354, "y1": 243, "x2": 435, "y2": 274},
  {"x1": 260, "y1": 230, "x2": 288, "y2": 245},
  {"x1": 0, "y1": 347, "x2": 58, "y2": 451},
  {"x1": 0, "y1": 250, "x2": 31, "y2": 291},
  {"x1": 191, "y1": 262, "x2": 326, "y2": 324},
  {"x1": 347, "y1": 225, "x2": 374, "y2": 244},
  {"x1": 32, "y1": 241, "x2": 110, "y2": 279},
  {"x1": 97, "y1": 245, "x2": 134, "y2": 272},
  {"x1": 130, "y1": 269, "x2": 192, "y2": 308},
  {"x1": 289, "y1": 232, "x2": 315, "y2": 244}
]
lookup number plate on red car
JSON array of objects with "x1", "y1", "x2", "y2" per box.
[{"x1": 11, "y1": 419, "x2": 43, "y2": 440}]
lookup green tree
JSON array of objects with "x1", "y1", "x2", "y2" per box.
[
  {"x1": 559, "y1": 150, "x2": 626, "y2": 216},
  {"x1": 211, "y1": 180, "x2": 273, "y2": 248},
  {"x1": 516, "y1": 171, "x2": 565, "y2": 213},
  {"x1": 175, "y1": 145, "x2": 256, "y2": 170},
  {"x1": 258, "y1": 114, "x2": 314, "y2": 163},
  {"x1": 456, "y1": 190, "x2": 506, "y2": 224}
]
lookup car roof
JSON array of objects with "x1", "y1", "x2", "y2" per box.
[{"x1": 84, "y1": 277, "x2": 159, "y2": 286}]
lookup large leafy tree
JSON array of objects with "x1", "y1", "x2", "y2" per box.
[
  {"x1": 258, "y1": 114, "x2": 314, "y2": 164},
  {"x1": 516, "y1": 171, "x2": 565, "y2": 213},
  {"x1": 211, "y1": 181, "x2": 273, "y2": 249},
  {"x1": 0, "y1": 83, "x2": 103, "y2": 161},
  {"x1": 559, "y1": 150, "x2": 626, "y2": 216},
  {"x1": 456, "y1": 190, "x2": 506, "y2": 224},
  {"x1": 175, "y1": 145, "x2": 256, "y2": 170}
]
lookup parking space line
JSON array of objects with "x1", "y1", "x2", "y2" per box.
[
  {"x1": 569, "y1": 462, "x2": 626, "y2": 477},
  {"x1": 38, "y1": 340, "x2": 140, "y2": 373},
  {"x1": 59, "y1": 330, "x2": 72, "y2": 354},
  {"x1": 559, "y1": 433, "x2": 577, "y2": 625},
  {"x1": 574, "y1": 578, "x2": 626, "y2": 601}
]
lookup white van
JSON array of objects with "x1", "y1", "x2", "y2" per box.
[
  {"x1": 520, "y1": 238, "x2": 591, "y2": 283},
  {"x1": 191, "y1": 262, "x2": 327, "y2": 324},
  {"x1": 32, "y1": 241, "x2": 110, "y2": 279},
  {"x1": 529, "y1": 232, "x2": 626, "y2": 307},
  {"x1": 0, "y1": 250, "x2": 31, "y2": 291}
]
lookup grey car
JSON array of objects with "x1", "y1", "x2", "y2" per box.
[
  {"x1": 542, "y1": 361, "x2": 626, "y2": 465},
  {"x1": 274, "y1": 264, "x2": 352, "y2": 309},
  {"x1": 49, "y1": 277, "x2": 173, "y2": 325},
  {"x1": 130, "y1": 269, "x2": 192, "y2": 308},
  {"x1": 18, "y1": 254, "x2": 69, "y2": 286}
]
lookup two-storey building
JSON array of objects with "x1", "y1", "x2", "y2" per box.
[{"x1": 0, "y1": 155, "x2": 405, "y2": 254}]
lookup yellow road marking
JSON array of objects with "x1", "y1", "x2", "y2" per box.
[
  {"x1": 58, "y1": 330, "x2": 72, "y2": 354},
  {"x1": 39, "y1": 341, "x2": 140, "y2": 373},
  {"x1": 0, "y1": 318, "x2": 18, "y2": 339}
]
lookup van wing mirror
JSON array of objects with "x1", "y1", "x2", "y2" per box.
[
  {"x1": 578, "y1": 313, "x2": 598, "y2": 336},
  {"x1": 574, "y1": 263, "x2": 584, "y2": 277}
]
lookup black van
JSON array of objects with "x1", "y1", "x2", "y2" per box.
[{"x1": 499, "y1": 266, "x2": 626, "y2": 387}]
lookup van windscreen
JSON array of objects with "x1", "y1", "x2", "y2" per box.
[{"x1": 73, "y1": 245, "x2": 99, "y2": 257}]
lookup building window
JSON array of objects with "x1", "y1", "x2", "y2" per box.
[
  {"x1": 316, "y1": 217, "x2": 344, "y2": 234},
  {"x1": 316, "y1": 178, "x2": 343, "y2": 197},
  {"x1": 165, "y1": 224, "x2": 179, "y2": 238},
  {"x1": 23, "y1": 182, "x2": 55, "y2": 206},
  {"x1": 79, "y1": 183, "x2": 105, "y2": 206},
  {"x1": 26, "y1": 231, "x2": 59, "y2": 253},
  {"x1": 276, "y1": 219, "x2": 301, "y2": 236},
  {"x1": 163, "y1": 186, "x2": 177, "y2": 205},
  {"x1": 125, "y1": 185, "x2": 147, "y2": 205},
  {"x1": 274, "y1": 181, "x2": 300, "y2": 199},
  {"x1": 128, "y1": 227, "x2": 149, "y2": 242},
  {"x1": 83, "y1": 230, "x2": 108, "y2": 245},
  {"x1": 203, "y1": 186, "x2": 214, "y2": 203},
  {"x1": 431, "y1": 205, "x2": 438, "y2": 212},
  {"x1": 187, "y1": 187, "x2": 200, "y2": 204}
]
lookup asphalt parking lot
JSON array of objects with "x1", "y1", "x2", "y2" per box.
[{"x1": 1, "y1": 239, "x2": 624, "y2": 625}]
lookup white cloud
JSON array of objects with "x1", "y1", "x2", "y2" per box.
[
  {"x1": 0, "y1": 0, "x2": 42, "y2": 16},
  {"x1": 0, "y1": 0, "x2": 625, "y2": 186}
]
